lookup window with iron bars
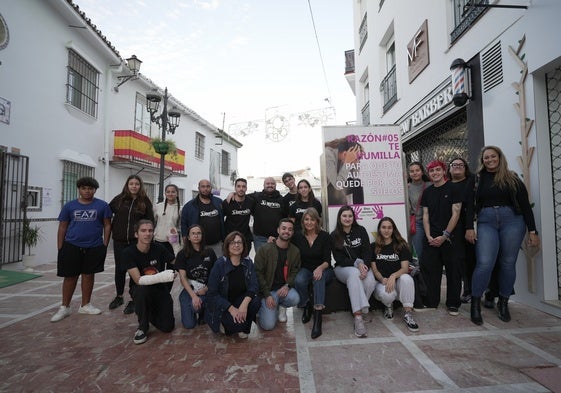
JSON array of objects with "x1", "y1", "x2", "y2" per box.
[
  {"x1": 195, "y1": 132, "x2": 205, "y2": 160},
  {"x1": 450, "y1": 0, "x2": 489, "y2": 43},
  {"x1": 66, "y1": 50, "x2": 99, "y2": 117},
  {"x1": 221, "y1": 150, "x2": 231, "y2": 176},
  {"x1": 61, "y1": 161, "x2": 95, "y2": 207},
  {"x1": 380, "y1": 65, "x2": 397, "y2": 113}
]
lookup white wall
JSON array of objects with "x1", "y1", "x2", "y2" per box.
[{"x1": 352, "y1": 0, "x2": 561, "y2": 316}]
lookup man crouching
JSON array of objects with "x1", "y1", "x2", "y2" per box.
[{"x1": 123, "y1": 219, "x2": 176, "y2": 344}]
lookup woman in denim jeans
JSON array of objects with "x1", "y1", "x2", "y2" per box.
[
  {"x1": 407, "y1": 162, "x2": 431, "y2": 263},
  {"x1": 466, "y1": 146, "x2": 540, "y2": 325},
  {"x1": 292, "y1": 208, "x2": 334, "y2": 339}
]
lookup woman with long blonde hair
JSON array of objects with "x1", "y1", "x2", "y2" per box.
[{"x1": 467, "y1": 146, "x2": 540, "y2": 325}]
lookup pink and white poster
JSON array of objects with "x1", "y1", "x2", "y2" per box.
[{"x1": 321, "y1": 125, "x2": 407, "y2": 241}]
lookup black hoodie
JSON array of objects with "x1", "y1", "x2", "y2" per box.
[{"x1": 251, "y1": 190, "x2": 286, "y2": 237}]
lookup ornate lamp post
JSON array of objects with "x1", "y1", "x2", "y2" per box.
[{"x1": 146, "y1": 87, "x2": 181, "y2": 202}]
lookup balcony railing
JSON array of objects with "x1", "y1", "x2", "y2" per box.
[
  {"x1": 450, "y1": 0, "x2": 489, "y2": 43},
  {"x1": 112, "y1": 130, "x2": 185, "y2": 174},
  {"x1": 359, "y1": 13, "x2": 368, "y2": 51},
  {"x1": 380, "y1": 65, "x2": 397, "y2": 113},
  {"x1": 361, "y1": 101, "x2": 370, "y2": 126},
  {"x1": 345, "y1": 50, "x2": 355, "y2": 75}
]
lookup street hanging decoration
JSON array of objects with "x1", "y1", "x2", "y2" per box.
[{"x1": 228, "y1": 104, "x2": 335, "y2": 142}]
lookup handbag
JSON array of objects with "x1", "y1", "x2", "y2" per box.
[
  {"x1": 410, "y1": 182, "x2": 426, "y2": 235},
  {"x1": 409, "y1": 214, "x2": 417, "y2": 235}
]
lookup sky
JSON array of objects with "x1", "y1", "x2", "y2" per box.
[{"x1": 74, "y1": 0, "x2": 356, "y2": 178}]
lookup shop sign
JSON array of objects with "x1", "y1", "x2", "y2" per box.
[
  {"x1": 407, "y1": 20, "x2": 429, "y2": 83},
  {"x1": 399, "y1": 84, "x2": 453, "y2": 136}
]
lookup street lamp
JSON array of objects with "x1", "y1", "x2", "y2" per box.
[
  {"x1": 146, "y1": 87, "x2": 181, "y2": 202},
  {"x1": 114, "y1": 55, "x2": 142, "y2": 91}
]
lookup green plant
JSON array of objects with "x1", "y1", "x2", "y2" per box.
[
  {"x1": 21, "y1": 219, "x2": 42, "y2": 256},
  {"x1": 149, "y1": 137, "x2": 178, "y2": 157}
]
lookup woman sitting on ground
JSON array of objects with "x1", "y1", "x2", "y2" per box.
[
  {"x1": 205, "y1": 231, "x2": 261, "y2": 338},
  {"x1": 176, "y1": 224, "x2": 217, "y2": 329},
  {"x1": 370, "y1": 217, "x2": 419, "y2": 332}
]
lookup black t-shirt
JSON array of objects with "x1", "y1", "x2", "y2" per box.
[
  {"x1": 174, "y1": 248, "x2": 217, "y2": 285},
  {"x1": 291, "y1": 230, "x2": 331, "y2": 271},
  {"x1": 222, "y1": 196, "x2": 255, "y2": 241},
  {"x1": 198, "y1": 201, "x2": 222, "y2": 245},
  {"x1": 228, "y1": 264, "x2": 247, "y2": 301},
  {"x1": 283, "y1": 192, "x2": 297, "y2": 212},
  {"x1": 288, "y1": 199, "x2": 323, "y2": 232},
  {"x1": 371, "y1": 242, "x2": 411, "y2": 279},
  {"x1": 421, "y1": 181, "x2": 462, "y2": 237},
  {"x1": 122, "y1": 243, "x2": 175, "y2": 287},
  {"x1": 272, "y1": 246, "x2": 288, "y2": 290},
  {"x1": 252, "y1": 191, "x2": 285, "y2": 237}
]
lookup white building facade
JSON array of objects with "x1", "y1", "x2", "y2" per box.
[
  {"x1": 0, "y1": 0, "x2": 240, "y2": 266},
  {"x1": 348, "y1": 0, "x2": 561, "y2": 316}
]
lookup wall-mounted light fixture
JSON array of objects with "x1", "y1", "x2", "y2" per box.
[
  {"x1": 450, "y1": 58, "x2": 471, "y2": 107},
  {"x1": 114, "y1": 55, "x2": 142, "y2": 92}
]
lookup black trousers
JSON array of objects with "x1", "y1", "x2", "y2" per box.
[
  {"x1": 134, "y1": 284, "x2": 175, "y2": 333},
  {"x1": 221, "y1": 295, "x2": 261, "y2": 335},
  {"x1": 420, "y1": 239, "x2": 462, "y2": 309}
]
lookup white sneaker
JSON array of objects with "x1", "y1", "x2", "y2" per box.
[
  {"x1": 78, "y1": 303, "x2": 102, "y2": 315},
  {"x1": 354, "y1": 316, "x2": 367, "y2": 338},
  {"x1": 278, "y1": 306, "x2": 287, "y2": 323},
  {"x1": 50, "y1": 306, "x2": 70, "y2": 322},
  {"x1": 238, "y1": 332, "x2": 249, "y2": 339}
]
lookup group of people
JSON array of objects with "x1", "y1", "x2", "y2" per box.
[
  {"x1": 407, "y1": 145, "x2": 540, "y2": 326},
  {"x1": 51, "y1": 144, "x2": 540, "y2": 344}
]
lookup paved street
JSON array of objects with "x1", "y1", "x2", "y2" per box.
[{"x1": 1, "y1": 252, "x2": 560, "y2": 392}]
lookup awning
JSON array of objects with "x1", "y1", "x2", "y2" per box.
[{"x1": 58, "y1": 149, "x2": 97, "y2": 168}]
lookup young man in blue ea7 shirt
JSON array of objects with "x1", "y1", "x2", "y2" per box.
[{"x1": 50, "y1": 177, "x2": 112, "y2": 322}]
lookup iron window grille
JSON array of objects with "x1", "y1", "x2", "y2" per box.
[
  {"x1": 195, "y1": 132, "x2": 205, "y2": 160},
  {"x1": 66, "y1": 50, "x2": 99, "y2": 117}
]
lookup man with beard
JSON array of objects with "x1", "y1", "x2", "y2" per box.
[
  {"x1": 255, "y1": 218, "x2": 301, "y2": 330},
  {"x1": 222, "y1": 178, "x2": 255, "y2": 252},
  {"x1": 252, "y1": 177, "x2": 286, "y2": 252},
  {"x1": 181, "y1": 179, "x2": 225, "y2": 257}
]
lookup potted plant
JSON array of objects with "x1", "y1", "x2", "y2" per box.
[
  {"x1": 21, "y1": 219, "x2": 42, "y2": 271},
  {"x1": 149, "y1": 137, "x2": 178, "y2": 157}
]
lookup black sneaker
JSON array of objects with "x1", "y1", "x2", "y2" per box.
[
  {"x1": 109, "y1": 296, "x2": 124, "y2": 310},
  {"x1": 447, "y1": 306, "x2": 459, "y2": 316},
  {"x1": 403, "y1": 312, "x2": 419, "y2": 332},
  {"x1": 133, "y1": 329, "x2": 147, "y2": 345},
  {"x1": 383, "y1": 305, "x2": 394, "y2": 320},
  {"x1": 123, "y1": 300, "x2": 135, "y2": 314}
]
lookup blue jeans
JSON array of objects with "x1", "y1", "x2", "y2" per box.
[
  {"x1": 179, "y1": 288, "x2": 205, "y2": 329},
  {"x1": 257, "y1": 288, "x2": 300, "y2": 330},
  {"x1": 410, "y1": 219, "x2": 425, "y2": 263},
  {"x1": 253, "y1": 235, "x2": 269, "y2": 253},
  {"x1": 471, "y1": 206, "x2": 526, "y2": 298},
  {"x1": 294, "y1": 267, "x2": 334, "y2": 308}
]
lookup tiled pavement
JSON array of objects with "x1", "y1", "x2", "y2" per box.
[{"x1": 1, "y1": 252, "x2": 561, "y2": 392}]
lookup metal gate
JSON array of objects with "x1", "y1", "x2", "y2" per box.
[
  {"x1": 0, "y1": 152, "x2": 29, "y2": 265},
  {"x1": 545, "y1": 65, "x2": 561, "y2": 300},
  {"x1": 402, "y1": 110, "x2": 469, "y2": 166}
]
